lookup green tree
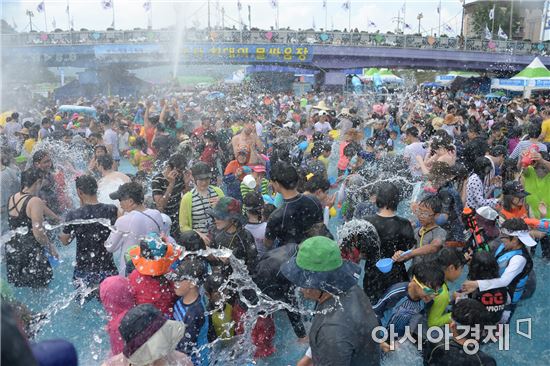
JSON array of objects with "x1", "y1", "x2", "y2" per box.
[{"x1": 470, "y1": 1, "x2": 521, "y2": 39}]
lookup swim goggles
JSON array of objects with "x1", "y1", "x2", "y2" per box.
[{"x1": 412, "y1": 276, "x2": 443, "y2": 296}]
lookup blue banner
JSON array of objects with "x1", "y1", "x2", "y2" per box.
[
  {"x1": 535, "y1": 79, "x2": 550, "y2": 87},
  {"x1": 498, "y1": 79, "x2": 526, "y2": 86}
]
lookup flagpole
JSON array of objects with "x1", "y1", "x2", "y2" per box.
[
  {"x1": 277, "y1": 2, "x2": 280, "y2": 30},
  {"x1": 325, "y1": 2, "x2": 327, "y2": 30},
  {"x1": 349, "y1": 2, "x2": 351, "y2": 31},
  {"x1": 149, "y1": 2, "x2": 153, "y2": 29},
  {"x1": 438, "y1": 0, "x2": 441, "y2": 36},
  {"x1": 112, "y1": 0, "x2": 116, "y2": 28},
  {"x1": 43, "y1": 3, "x2": 48, "y2": 32},
  {"x1": 66, "y1": 0, "x2": 71, "y2": 31},
  {"x1": 491, "y1": 2, "x2": 495, "y2": 35},
  {"x1": 509, "y1": 0, "x2": 514, "y2": 40}
]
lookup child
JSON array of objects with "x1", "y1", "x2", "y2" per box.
[
  {"x1": 128, "y1": 136, "x2": 154, "y2": 175},
  {"x1": 203, "y1": 274, "x2": 234, "y2": 342},
  {"x1": 373, "y1": 262, "x2": 445, "y2": 338},
  {"x1": 312, "y1": 141, "x2": 332, "y2": 172},
  {"x1": 166, "y1": 259, "x2": 210, "y2": 366},
  {"x1": 126, "y1": 234, "x2": 181, "y2": 317},
  {"x1": 464, "y1": 251, "x2": 509, "y2": 324},
  {"x1": 427, "y1": 248, "x2": 465, "y2": 327},
  {"x1": 424, "y1": 299, "x2": 497, "y2": 366},
  {"x1": 243, "y1": 192, "x2": 267, "y2": 258},
  {"x1": 387, "y1": 129, "x2": 398, "y2": 152},
  {"x1": 240, "y1": 165, "x2": 269, "y2": 199},
  {"x1": 99, "y1": 276, "x2": 136, "y2": 356},
  {"x1": 394, "y1": 194, "x2": 447, "y2": 266}
]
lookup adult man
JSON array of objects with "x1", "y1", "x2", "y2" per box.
[
  {"x1": 282, "y1": 236, "x2": 380, "y2": 366},
  {"x1": 38, "y1": 117, "x2": 53, "y2": 141},
  {"x1": 264, "y1": 161, "x2": 323, "y2": 249},
  {"x1": 60, "y1": 175, "x2": 118, "y2": 291},
  {"x1": 402, "y1": 126, "x2": 427, "y2": 178},
  {"x1": 4, "y1": 113, "x2": 22, "y2": 151},
  {"x1": 101, "y1": 113, "x2": 120, "y2": 170},
  {"x1": 96, "y1": 155, "x2": 131, "y2": 207},
  {"x1": 105, "y1": 182, "x2": 164, "y2": 273},
  {"x1": 152, "y1": 154, "x2": 189, "y2": 239},
  {"x1": 152, "y1": 124, "x2": 177, "y2": 162},
  {"x1": 231, "y1": 122, "x2": 264, "y2": 165},
  {"x1": 510, "y1": 123, "x2": 547, "y2": 161}
]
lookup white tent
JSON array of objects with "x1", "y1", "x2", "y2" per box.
[{"x1": 491, "y1": 57, "x2": 550, "y2": 97}]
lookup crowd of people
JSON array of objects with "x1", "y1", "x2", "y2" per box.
[{"x1": 1, "y1": 85, "x2": 550, "y2": 366}]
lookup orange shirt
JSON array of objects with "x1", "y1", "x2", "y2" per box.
[{"x1": 500, "y1": 205, "x2": 528, "y2": 220}]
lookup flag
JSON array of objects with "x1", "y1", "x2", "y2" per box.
[
  {"x1": 37, "y1": 1, "x2": 45, "y2": 13},
  {"x1": 12, "y1": 17, "x2": 17, "y2": 29},
  {"x1": 312, "y1": 16, "x2": 316, "y2": 29},
  {"x1": 401, "y1": 2, "x2": 406, "y2": 14},
  {"x1": 498, "y1": 26, "x2": 508, "y2": 40},
  {"x1": 237, "y1": 0, "x2": 242, "y2": 11},
  {"x1": 66, "y1": 4, "x2": 70, "y2": 14},
  {"x1": 484, "y1": 24, "x2": 492, "y2": 40},
  {"x1": 143, "y1": 1, "x2": 151, "y2": 12},
  {"x1": 437, "y1": 1, "x2": 440, "y2": 14},
  {"x1": 323, "y1": 0, "x2": 327, "y2": 8},
  {"x1": 52, "y1": 17, "x2": 56, "y2": 29},
  {"x1": 270, "y1": 0, "x2": 277, "y2": 8},
  {"x1": 342, "y1": 1, "x2": 350, "y2": 10},
  {"x1": 368, "y1": 20, "x2": 376, "y2": 28},
  {"x1": 404, "y1": 23, "x2": 412, "y2": 30},
  {"x1": 443, "y1": 24, "x2": 453, "y2": 33},
  {"x1": 102, "y1": 0, "x2": 112, "y2": 10},
  {"x1": 489, "y1": 5, "x2": 495, "y2": 21}
]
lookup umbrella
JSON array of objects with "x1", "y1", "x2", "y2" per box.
[{"x1": 491, "y1": 57, "x2": 550, "y2": 96}]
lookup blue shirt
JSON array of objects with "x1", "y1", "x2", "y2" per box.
[
  {"x1": 373, "y1": 282, "x2": 426, "y2": 336},
  {"x1": 173, "y1": 295, "x2": 210, "y2": 366}
]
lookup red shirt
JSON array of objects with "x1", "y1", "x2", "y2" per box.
[{"x1": 128, "y1": 269, "x2": 177, "y2": 317}]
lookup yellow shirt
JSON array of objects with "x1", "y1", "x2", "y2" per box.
[
  {"x1": 541, "y1": 118, "x2": 550, "y2": 143},
  {"x1": 23, "y1": 138, "x2": 36, "y2": 155}
]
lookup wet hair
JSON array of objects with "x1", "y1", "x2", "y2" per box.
[
  {"x1": 419, "y1": 194, "x2": 442, "y2": 214},
  {"x1": 262, "y1": 203, "x2": 276, "y2": 221},
  {"x1": 243, "y1": 191, "x2": 264, "y2": 217},
  {"x1": 305, "y1": 223, "x2": 334, "y2": 239},
  {"x1": 500, "y1": 218, "x2": 529, "y2": 232},
  {"x1": 41, "y1": 118, "x2": 51, "y2": 126},
  {"x1": 96, "y1": 154, "x2": 114, "y2": 170},
  {"x1": 303, "y1": 174, "x2": 330, "y2": 193},
  {"x1": 94, "y1": 145, "x2": 108, "y2": 155},
  {"x1": 472, "y1": 156, "x2": 492, "y2": 181},
  {"x1": 204, "y1": 274, "x2": 225, "y2": 294},
  {"x1": 527, "y1": 123, "x2": 541, "y2": 138},
  {"x1": 32, "y1": 150, "x2": 49, "y2": 165},
  {"x1": 88, "y1": 132, "x2": 102, "y2": 142},
  {"x1": 311, "y1": 141, "x2": 330, "y2": 158},
  {"x1": 375, "y1": 182, "x2": 400, "y2": 211},
  {"x1": 20, "y1": 168, "x2": 43, "y2": 190},
  {"x1": 437, "y1": 248, "x2": 465, "y2": 269},
  {"x1": 135, "y1": 136, "x2": 148, "y2": 153},
  {"x1": 343, "y1": 142, "x2": 361, "y2": 159},
  {"x1": 99, "y1": 113, "x2": 111, "y2": 125},
  {"x1": 270, "y1": 161, "x2": 299, "y2": 190},
  {"x1": 167, "y1": 153, "x2": 187, "y2": 171},
  {"x1": 411, "y1": 262, "x2": 445, "y2": 290},
  {"x1": 75, "y1": 175, "x2": 98, "y2": 196},
  {"x1": 312, "y1": 131, "x2": 324, "y2": 142},
  {"x1": 468, "y1": 251, "x2": 499, "y2": 280},
  {"x1": 451, "y1": 299, "x2": 491, "y2": 339},
  {"x1": 155, "y1": 123, "x2": 165, "y2": 133},
  {"x1": 405, "y1": 126, "x2": 419, "y2": 138}
]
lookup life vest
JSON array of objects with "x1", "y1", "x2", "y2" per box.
[
  {"x1": 129, "y1": 244, "x2": 180, "y2": 277},
  {"x1": 494, "y1": 243, "x2": 533, "y2": 304}
]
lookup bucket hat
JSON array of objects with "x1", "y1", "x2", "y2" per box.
[
  {"x1": 281, "y1": 236, "x2": 360, "y2": 294},
  {"x1": 207, "y1": 197, "x2": 246, "y2": 225},
  {"x1": 119, "y1": 304, "x2": 185, "y2": 366}
]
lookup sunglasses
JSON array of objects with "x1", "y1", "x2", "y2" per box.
[{"x1": 412, "y1": 276, "x2": 443, "y2": 296}]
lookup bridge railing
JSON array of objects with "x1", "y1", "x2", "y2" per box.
[{"x1": 2, "y1": 29, "x2": 549, "y2": 56}]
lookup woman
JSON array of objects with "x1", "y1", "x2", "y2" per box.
[
  {"x1": 499, "y1": 181, "x2": 529, "y2": 220},
  {"x1": 466, "y1": 156, "x2": 499, "y2": 210},
  {"x1": 6, "y1": 168, "x2": 59, "y2": 287}
]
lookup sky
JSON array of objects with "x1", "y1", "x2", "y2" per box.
[{"x1": 2, "y1": 1, "x2": 468, "y2": 36}]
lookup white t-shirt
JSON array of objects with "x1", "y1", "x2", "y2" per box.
[
  {"x1": 103, "y1": 128, "x2": 120, "y2": 160},
  {"x1": 403, "y1": 142, "x2": 427, "y2": 177},
  {"x1": 245, "y1": 222, "x2": 267, "y2": 257},
  {"x1": 104, "y1": 208, "x2": 164, "y2": 273},
  {"x1": 314, "y1": 121, "x2": 332, "y2": 134}
]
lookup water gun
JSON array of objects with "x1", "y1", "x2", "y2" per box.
[
  {"x1": 524, "y1": 218, "x2": 550, "y2": 233},
  {"x1": 520, "y1": 144, "x2": 540, "y2": 168},
  {"x1": 462, "y1": 207, "x2": 490, "y2": 253}
]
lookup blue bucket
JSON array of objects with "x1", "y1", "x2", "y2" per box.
[{"x1": 376, "y1": 258, "x2": 394, "y2": 273}]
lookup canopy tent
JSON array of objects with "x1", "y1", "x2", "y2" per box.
[
  {"x1": 435, "y1": 71, "x2": 480, "y2": 85},
  {"x1": 491, "y1": 57, "x2": 550, "y2": 97},
  {"x1": 360, "y1": 68, "x2": 403, "y2": 84}
]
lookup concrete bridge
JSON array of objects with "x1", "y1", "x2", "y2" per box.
[{"x1": 3, "y1": 29, "x2": 550, "y2": 72}]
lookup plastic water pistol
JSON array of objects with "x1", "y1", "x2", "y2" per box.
[
  {"x1": 524, "y1": 218, "x2": 550, "y2": 233},
  {"x1": 462, "y1": 207, "x2": 490, "y2": 253}
]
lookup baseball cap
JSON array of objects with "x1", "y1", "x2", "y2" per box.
[
  {"x1": 109, "y1": 182, "x2": 144, "y2": 203},
  {"x1": 502, "y1": 181, "x2": 529, "y2": 198}
]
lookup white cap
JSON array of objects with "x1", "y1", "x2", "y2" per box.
[
  {"x1": 500, "y1": 228, "x2": 537, "y2": 247},
  {"x1": 476, "y1": 206, "x2": 498, "y2": 221},
  {"x1": 243, "y1": 175, "x2": 257, "y2": 189}
]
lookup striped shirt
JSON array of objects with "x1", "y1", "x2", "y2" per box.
[
  {"x1": 373, "y1": 282, "x2": 426, "y2": 336},
  {"x1": 151, "y1": 173, "x2": 186, "y2": 216},
  {"x1": 191, "y1": 187, "x2": 217, "y2": 233}
]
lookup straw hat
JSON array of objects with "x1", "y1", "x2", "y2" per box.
[
  {"x1": 338, "y1": 108, "x2": 353, "y2": 118},
  {"x1": 432, "y1": 117, "x2": 444, "y2": 130},
  {"x1": 16, "y1": 128, "x2": 30, "y2": 136},
  {"x1": 312, "y1": 100, "x2": 331, "y2": 111}
]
